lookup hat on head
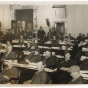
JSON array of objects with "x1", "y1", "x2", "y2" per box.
[{"x1": 68, "y1": 65, "x2": 80, "y2": 73}]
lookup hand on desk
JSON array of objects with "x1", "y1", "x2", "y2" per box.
[{"x1": 60, "y1": 67, "x2": 68, "y2": 71}]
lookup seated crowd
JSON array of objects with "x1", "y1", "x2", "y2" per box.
[{"x1": 0, "y1": 26, "x2": 88, "y2": 84}]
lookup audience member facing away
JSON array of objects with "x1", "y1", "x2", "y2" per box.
[
  {"x1": 1, "y1": 60, "x2": 19, "y2": 84},
  {"x1": 24, "y1": 61, "x2": 51, "y2": 84},
  {"x1": 68, "y1": 65, "x2": 85, "y2": 84},
  {"x1": 24, "y1": 47, "x2": 41, "y2": 64},
  {"x1": 1, "y1": 46, "x2": 16, "y2": 61},
  {"x1": 43, "y1": 51, "x2": 58, "y2": 69},
  {"x1": 18, "y1": 35, "x2": 24, "y2": 46},
  {"x1": 38, "y1": 26, "x2": 46, "y2": 40}
]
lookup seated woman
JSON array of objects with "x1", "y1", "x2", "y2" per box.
[
  {"x1": 52, "y1": 36, "x2": 58, "y2": 46},
  {"x1": 1, "y1": 60, "x2": 19, "y2": 84},
  {"x1": 18, "y1": 35, "x2": 24, "y2": 46},
  {"x1": 24, "y1": 61, "x2": 51, "y2": 84}
]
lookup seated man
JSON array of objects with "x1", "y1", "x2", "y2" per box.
[
  {"x1": 68, "y1": 65, "x2": 85, "y2": 84},
  {"x1": 68, "y1": 33, "x2": 75, "y2": 40},
  {"x1": 52, "y1": 36, "x2": 58, "y2": 46},
  {"x1": 63, "y1": 36, "x2": 72, "y2": 44},
  {"x1": 43, "y1": 51, "x2": 58, "y2": 69},
  {"x1": 18, "y1": 35, "x2": 24, "y2": 46},
  {"x1": 24, "y1": 47, "x2": 41, "y2": 64},
  {"x1": 0, "y1": 60, "x2": 19, "y2": 84},
  {"x1": 57, "y1": 51, "x2": 75, "y2": 83},
  {"x1": 1, "y1": 46, "x2": 16, "y2": 61},
  {"x1": 24, "y1": 61, "x2": 51, "y2": 84},
  {"x1": 10, "y1": 29, "x2": 16, "y2": 41},
  {"x1": 77, "y1": 33, "x2": 82, "y2": 42}
]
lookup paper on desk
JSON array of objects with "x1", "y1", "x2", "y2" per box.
[
  {"x1": 24, "y1": 40, "x2": 28, "y2": 43},
  {"x1": 12, "y1": 40, "x2": 19, "y2": 43},
  {"x1": 51, "y1": 47, "x2": 60, "y2": 49},
  {"x1": 80, "y1": 73, "x2": 88, "y2": 78},
  {"x1": 80, "y1": 70, "x2": 88, "y2": 74},
  {"x1": 45, "y1": 41, "x2": 51, "y2": 44},
  {"x1": 0, "y1": 49, "x2": 6, "y2": 53},
  {"x1": 43, "y1": 46, "x2": 51, "y2": 49},
  {"x1": 24, "y1": 52, "x2": 31, "y2": 55},
  {"x1": 56, "y1": 55, "x2": 64, "y2": 58},
  {"x1": 44, "y1": 68, "x2": 57, "y2": 72},
  {"x1": 38, "y1": 46, "x2": 43, "y2": 48}
]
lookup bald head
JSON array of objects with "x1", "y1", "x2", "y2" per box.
[
  {"x1": 37, "y1": 61, "x2": 44, "y2": 72},
  {"x1": 45, "y1": 51, "x2": 51, "y2": 57}
]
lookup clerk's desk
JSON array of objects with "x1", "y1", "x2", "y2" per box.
[
  {"x1": 12, "y1": 61, "x2": 57, "y2": 84},
  {"x1": 13, "y1": 62, "x2": 57, "y2": 73}
]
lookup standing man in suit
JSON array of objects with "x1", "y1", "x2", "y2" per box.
[
  {"x1": 38, "y1": 26, "x2": 46, "y2": 40},
  {"x1": 68, "y1": 65, "x2": 85, "y2": 84}
]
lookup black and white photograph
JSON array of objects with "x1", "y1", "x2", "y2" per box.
[{"x1": 0, "y1": 0, "x2": 88, "y2": 86}]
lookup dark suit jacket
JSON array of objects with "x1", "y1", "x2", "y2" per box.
[
  {"x1": 69, "y1": 76, "x2": 85, "y2": 84},
  {"x1": 30, "y1": 70, "x2": 51, "y2": 84},
  {"x1": 43, "y1": 56, "x2": 58, "y2": 69},
  {"x1": 26, "y1": 52, "x2": 41, "y2": 63},
  {"x1": 2, "y1": 66, "x2": 19, "y2": 79},
  {"x1": 1, "y1": 51, "x2": 16, "y2": 60}
]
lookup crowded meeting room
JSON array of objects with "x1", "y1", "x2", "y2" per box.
[{"x1": 0, "y1": 1, "x2": 88, "y2": 85}]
